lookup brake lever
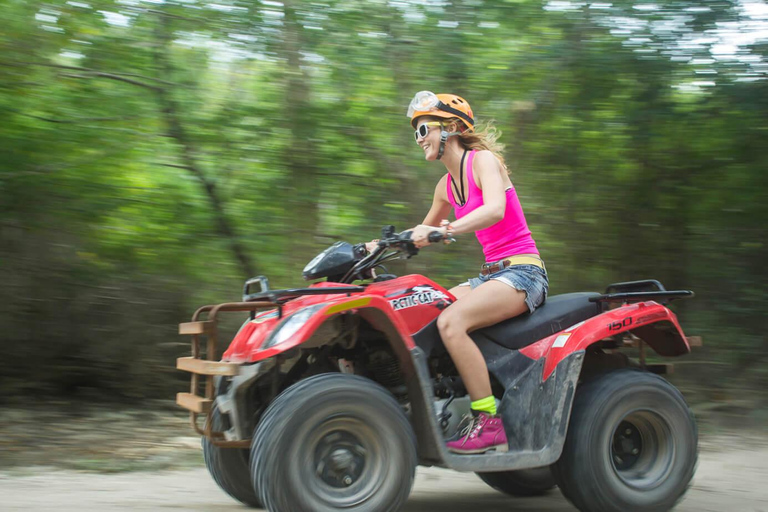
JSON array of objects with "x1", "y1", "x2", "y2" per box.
[
  {"x1": 399, "y1": 231, "x2": 419, "y2": 257},
  {"x1": 376, "y1": 231, "x2": 417, "y2": 257}
]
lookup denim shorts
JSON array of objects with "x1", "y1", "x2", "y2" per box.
[{"x1": 460, "y1": 264, "x2": 549, "y2": 313}]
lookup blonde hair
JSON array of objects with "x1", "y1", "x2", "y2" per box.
[{"x1": 457, "y1": 120, "x2": 507, "y2": 170}]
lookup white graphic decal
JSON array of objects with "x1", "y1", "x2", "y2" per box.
[
  {"x1": 412, "y1": 286, "x2": 450, "y2": 301},
  {"x1": 389, "y1": 286, "x2": 448, "y2": 311},
  {"x1": 553, "y1": 333, "x2": 571, "y2": 348},
  {"x1": 564, "y1": 320, "x2": 585, "y2": 333}
]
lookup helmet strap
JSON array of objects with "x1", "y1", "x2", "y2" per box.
[{"x1": 437, "y1": 129, "x2": 461, "y2": 160}]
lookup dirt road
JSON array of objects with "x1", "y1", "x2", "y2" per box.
[{"x1": 1, "y1": 434, "x2": 766, "y2": 512}]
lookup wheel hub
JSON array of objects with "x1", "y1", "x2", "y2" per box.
[
  {"x1": 610, "y1": 410, "x2": 674, "y2": 490},
  {"x1": 330, "y1": 448, "x2": 355, "y2": 472},
  {"x1": 612, "y1": 421, "x2": 643, "y2": 470},
  {"x1": 299, "y1": 414, "x2": 389, "y2": 508},
  {"x1": 315, "y1": 430, "x2": 367, "y2": 488}
]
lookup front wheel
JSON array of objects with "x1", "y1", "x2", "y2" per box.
[
  {"x1": 476, "y1": 466, "x2": 556, "y2": 497},
  {"x1": 553, "y1": 369, "x2": 698, "y2": 512},
  {"x1": 251, "y1": 373, "x2": 417, "y2": 512},
  {"x1": 202, "y1": 405, "x2": 262, "y2": 508}
]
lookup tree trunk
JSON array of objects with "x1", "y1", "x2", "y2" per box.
[{"x1": 153, "y1": 13, "x2": 257, "y2": 279}]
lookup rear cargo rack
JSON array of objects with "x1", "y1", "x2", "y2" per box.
[
  {"x1": 605, "y1": 279, "x2": 667, "y2": 294},
  {"x1": 589, "y1": 290, "x2": 694, "y2": 304},
  {"x1": 594, "y1": 279, "x2": 701, "y2": 373},
  {"x1": 590, "y1": 279, "x2": 694, "y2": 304}
]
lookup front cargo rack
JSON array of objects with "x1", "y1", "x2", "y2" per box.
[
  {"x1": 177, "y1": 300, "x2": 276, "y2": 448},
  {"x1": 176, "y1": 276, "x2": 365, "y2": 447}
]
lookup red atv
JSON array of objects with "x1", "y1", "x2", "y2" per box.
[{"x1": 177, "y1": 226, "x2": 698, "y2": 512}]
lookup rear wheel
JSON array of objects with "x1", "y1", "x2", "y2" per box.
[
  {"x1": 553, "y1": 369, "x2": 697, "y2": 512},
  {"x1": 251, "y1": 373, "x2": 417, "y2": 512},
  {"x1": 476, "y1": 466, "x2": 556, "y2": 497},
  {"x1": 202, "y1": 405, "x2": 261, "y2": 508}
]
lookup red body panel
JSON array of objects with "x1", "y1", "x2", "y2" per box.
[
  {"x1": 366, "y1": 275, "x2": 454, "y2": 333},
  {"x1": 222, "y1": 276, "x2": 454, "y2": 362},
  {"x1": 520, "y1": 301, "x2": 689, "y2": 381},
  {"x1": 222, "y1": 272, "x2": 689, "y2": 377}
]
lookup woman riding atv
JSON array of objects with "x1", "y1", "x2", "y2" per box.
[{"x1": 376, "y1": 91, "x2": 549, "y2": 454}]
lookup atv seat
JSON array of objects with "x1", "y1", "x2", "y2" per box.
[{"x1": 470, "y1": 292, "x2": 602, "y2": 350}]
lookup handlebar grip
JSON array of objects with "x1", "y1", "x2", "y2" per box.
[{"x1": 428, "y1": 231, "x2": 445, "y2": 243}]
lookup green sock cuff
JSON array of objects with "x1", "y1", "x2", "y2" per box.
[{"x1": 471, "y1": 395, "x2": 497, "y2": 416}]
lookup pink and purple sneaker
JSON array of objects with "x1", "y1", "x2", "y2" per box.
[{"x1": 446, "y1": 412, "x2": 509, "y2": 454}]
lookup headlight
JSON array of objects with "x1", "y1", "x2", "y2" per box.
[{"x1": 262, "y1": 304, "x2": 325, "y2": 349}]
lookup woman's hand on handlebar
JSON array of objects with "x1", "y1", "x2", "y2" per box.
[
  {"x1": 410, "y1": 224, "x2": 447, "y2": 248},
  {"x1": 364, "y1": 240, "x2": 380, "y2": 253}
]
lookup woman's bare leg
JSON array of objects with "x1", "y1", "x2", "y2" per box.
[
  {"x1": 438, "y1": 280, "x2": 529, "y2": 401},
  {"x1": 448, "y1": 284, "x2": 472, "y2": 302}
]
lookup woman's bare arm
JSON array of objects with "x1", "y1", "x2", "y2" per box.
[{"x1": 421, "y1": 174, "x2": 452, "y2": 226}]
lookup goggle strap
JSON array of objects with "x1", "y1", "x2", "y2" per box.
[{"x1": 435, "y1": 101, "x2": 474, "y2": 127}]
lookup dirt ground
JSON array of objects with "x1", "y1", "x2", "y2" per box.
[{"x1": 1, "y1": 404, "x2": 767, "y2": 511}]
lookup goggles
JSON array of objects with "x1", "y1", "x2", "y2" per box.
[
  {"x1": 406, "y1": 90, "x2": 475, "y2": 129},
  {"x1": 407, "y1": 91, "x2": 441, "y2": 118},
  {"x1": 414, "y1": 122, "x2": 442, "y2": 141}
]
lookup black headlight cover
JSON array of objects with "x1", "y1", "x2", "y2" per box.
[{"x1": 302, "y1": 242, "x2": 357, "y2": 280}]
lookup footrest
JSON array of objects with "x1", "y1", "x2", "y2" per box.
[
  {"x1": 177, "y1": 357, "x2": 239, "y2": 376},
  {"x1": 177, "y1": 392, "x2": 212, "y2": 413}
]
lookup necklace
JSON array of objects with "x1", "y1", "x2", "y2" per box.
[{"x1": 450, "y1": 150, "x2": 468, "y2": 206}]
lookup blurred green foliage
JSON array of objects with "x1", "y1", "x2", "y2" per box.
[{"x1": 1, "y1": 0, "x2": 766, "y2": 400}]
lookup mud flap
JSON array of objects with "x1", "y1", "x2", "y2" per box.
[{"x1": 406, "y1": 345, "x2": 584, "y2": 472}]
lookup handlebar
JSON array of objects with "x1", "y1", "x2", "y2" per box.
[
  {"x1": 428, "y1": 230, "x2": 446, "y2": 243},
  {"x1": 374, "y1": 226, "x2": 454, "y2": 252},
  {"x1": 375, "y1": 229, "x2": 419, "y2": 259},
  {"x1": 342, "y1": 225, "x2": 456, "y2": 283}
]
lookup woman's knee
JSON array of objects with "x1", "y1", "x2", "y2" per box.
[{"x1": 437, "y1": 311, "x2": 466, "y2": 343}]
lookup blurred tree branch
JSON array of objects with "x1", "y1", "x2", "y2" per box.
[
  {"x1": 152, "y1": 12, "x2": 257, "y2": 279},
  {"x1": 4, "y1": 107, "x2": 140, "y2": 125},
  {"x1": 59, "y1": 72, "x2": 163, "y2": 92},
  {"x1": 1, "y1": 61, "x2": 179, "y2": 87}
]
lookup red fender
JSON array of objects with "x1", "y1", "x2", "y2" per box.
[
  {"x1": 238, "y1": 295, "x2": 416, "y2": 363},
  {"x1": 520, "y1": 301, "x2": 689, "y2": 381}
]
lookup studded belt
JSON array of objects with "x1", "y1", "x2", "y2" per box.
[{"x1": 480, "y1": 255, "x2": 545, "y2": 276}]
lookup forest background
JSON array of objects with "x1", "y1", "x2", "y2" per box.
[{"x1": 1, "y1": 0, "x2": 766, "y2": 417}]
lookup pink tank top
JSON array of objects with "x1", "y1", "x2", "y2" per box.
[{"x1": 446, "y1": 150, "x2": 539, "y2": 262}]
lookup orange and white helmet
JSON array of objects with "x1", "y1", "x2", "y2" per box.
[{"x1": 407, "y1": 91, "x2": 475, "y2": 131}]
